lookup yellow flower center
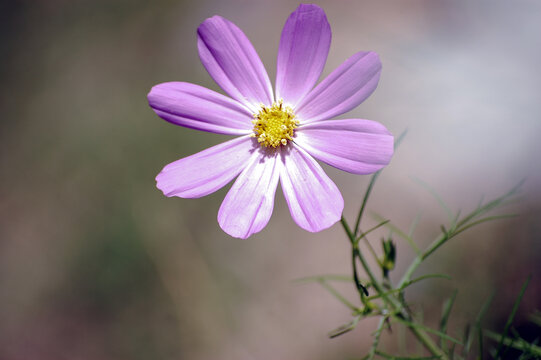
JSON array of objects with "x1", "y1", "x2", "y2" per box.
[{"x1": 252, "y1": 101, "x2": 298, "y2": 148}]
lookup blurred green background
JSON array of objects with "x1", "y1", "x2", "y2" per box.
[{"x1": 1, "y1": 0, "x2": 540, "y2": 359}]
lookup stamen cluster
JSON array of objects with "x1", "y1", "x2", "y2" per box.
[{"x1": 252, "y1": 101, "x2": 298, "y2": 148}]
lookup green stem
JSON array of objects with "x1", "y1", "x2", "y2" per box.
[
  {"x1": 397, "y1": 231, "x2": 449, "y2": 289},
  {"x1": 409, "y1": 325, "x2": 448, "y2": 359},
  {"x1": 354, "y1": 246, "x2": 394, "y2": 308},
  {"x1": 341, "y1": 216, "x2": 356, "y2": 241},
  {"x1": 361, "y1": 235, "x2": 381, "y2": 266},
  {"x1": 342, "y1": 216, "x2": 368, "y2": 298},
  {"x1": 341, "y1": 217, "x2": 449, "y2": 360},
  {"x1": 367, "y1": 316, "x2": 387, "y2": 360},
  {"x1": 354, "y1": 171, "x2": 381, "y2": 236},
  {"x1": 485, "y1": 329, "x2": 541, "y2": 357},
  {"x1": 319, "y1": 280, "x2": 358, "y2": 312},
  {"x1": 397, "y1": 214, "x2": 510, "y2": 290}
]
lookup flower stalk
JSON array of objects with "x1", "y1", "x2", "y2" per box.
[
  {"x1": 322, "y1": 140, "x2": 524, "y2": 358},
  {"x1": 341, "y1": 217, "x2": 449, "y2": 360}
]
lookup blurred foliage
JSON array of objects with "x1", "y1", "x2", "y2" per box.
[{"x1": 304, "y1": 161, "x2": 538, "y2": 359}]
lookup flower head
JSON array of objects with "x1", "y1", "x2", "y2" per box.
[
  {"x1": 252, "y1": 101, "x2": 298, "y2": 147},
  {"x1": 148, "y1": 4, "x2": 394, "y2": 239}
]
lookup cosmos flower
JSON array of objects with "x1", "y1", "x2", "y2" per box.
[{"x1": 148, "y1": 4, "x2": 394, "y2": 239}]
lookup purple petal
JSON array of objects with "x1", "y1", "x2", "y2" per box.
[
  {"x1": 294, "y1": 119, "x2": 393, "y2": 174},
  {"x1": 218, "y1": 151, "x2": 280, "y2": 239},
  {"x1": 148, "y1": 82, "x2": 254, "y2": 135},
  {"x1": 280, "y1": 145, "x2": 343, "y2": 232},
  {"x1": 156, "y1": 136, "x2": 256, "y2": 198},
  {"x1": 295, "y1": 52, "x2": 382, "y2": 123},
  {"x1": 276, "y1": 4, "x2": 331, "y2": 107},
  {"x1": 198, "y1": 16, "x2": 274, "y2": 111}
]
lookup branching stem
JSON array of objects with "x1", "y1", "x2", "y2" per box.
[{"x1": 340, "y1": 218, "x2": 449, "y2": 360}]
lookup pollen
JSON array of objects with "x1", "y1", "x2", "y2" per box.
[{"x1": 252, "y1": 100, "x2": 298, "y2": 148}]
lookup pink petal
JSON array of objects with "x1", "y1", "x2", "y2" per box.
[
  {"x1": 156, "y1": 136, "x2": 256, "y2": 198},
  {"x1": 197, "y1": 16, "x2": 274, "y2": 111},
  {"x1": 294, "y1": 119, "x2": 394, "y2": 174},
  {"x1": 148, "y1": 82, "x2": 254, "y2": 135},
  {"x1": 276, "y1": 4, "x2": 331, "y2": 107},
  {"x1": 218, "y1": 151, "x2": 280, "y2": 239},
  {"x1": 280, "y1": 145, "x2": 344, "y2": 232},
  {"x1": 295, "y1": 52, "x2": 382, "y2": 123}
]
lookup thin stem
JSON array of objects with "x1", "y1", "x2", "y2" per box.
[
  {"x1": 342, "y1": 220, "x2": 449, "y2": 360},
  {"x1": 361, "y1": 236, "x2": 381, "y2": 265},
  {"x1": 372, "y1": 213, "x2": 421, "y2": 255},
  {"x1": 342, "y1": 216, "x2": 369, "y2": 298},
  {"x1": 398, "y1": 213, "x2": 513, "y2": 290},
  {"x1": 352, "y1": 249, "x2": 369, "y2": 298},
  {"x1": 397, "y1": 231, "x2": 448, "y2": 289},
  {"x1": 340, "y1": 128, "x2": 454, "y2": 360},
  {"x1": 367, "y1": 316, "x2": 387, "y2": 360},
  {"x1": 354, "y1": 247, "x2": 394, "y2": 308},
  {"x1": 397, "y1": 253, "x2": 424, "y2": 289},
  {"x1": 409, "y1": 325, "x2": 448, "y2": 359},
  {"x1": 485, "y1": 329, "x2": 541, "y2": 357},
  {"x1": 319, "y1": 280, "x2": 358, "y2": 312},
  {"x1": 495, "y1": 276, "x2": 531, "y2": 359},
  {"x1": 354, "y1": 129, "x2": 408, "y2": 236},
  {"x1": 354, "y1": 171, "x2": 381, "y2": 236},
  {"x1": 341, "y1": 216, "x2": 356, "y2": 242},
  {"x1": 343, "y1": 217, "x2": 385, "y2": 299},
  {"x1": 357, "y1": 220, "x2": 390, "y2": 266}
]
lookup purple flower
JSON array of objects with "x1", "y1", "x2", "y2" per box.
[{"x1": 148, "y1": 4, "x2": 394, "y2": 239}]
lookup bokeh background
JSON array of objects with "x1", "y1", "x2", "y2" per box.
[{"x1": 1, "y1": 0, "x2": 540, "y2": 359}]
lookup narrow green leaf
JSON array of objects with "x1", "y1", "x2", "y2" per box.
[
  {"x1": 341, "y1": 216, "x2": 356, "y2": 242},
  {"x1": 354, "y1": 171, "x2": 381, "y2": 237},
  {"x1": 465, "y1": 293, "x2": 494, "y2": 355},
  {"x1": 367, "y1": 316, "x2": 387, "y2": 360},
  {"x1": 400, "y1": 273, "x2": 452, "y2": 290},
  {"x1": 372, "y1": 213, "x2": 421, "y2": 255},
  {"x1": 366, "y1": 287, "x2": 402, "y2": 301},
  {"x1": 456, "y1": 180, "x2": 523, "y2": 229},
  {"x1": 485, "y1": 329, "x2": 541, "y2": 357},
  {"x1": 460, "y1": 324, "x2": 471, "y2": 358},
  {"x1": 495, "y1": 275, "x2": 531, "y2": 359},
  {"x1": 394, "y1": 128, "x2": 409, "y2": 149},
  {"x1": 478, "y1": 326, "x2": 484, "y2": 360},
  {"x1": 354, "y1": 129, "x2": 408, "y2": 236},
  {"x1": 412, "y1": 177, "x2": 454, "y2": 226},
  {"x1": 293, "y1": 274, "x2": 355, "y2": 284},
  {"x1": 453, "y1": 210, "x2": 461, "y2": 228},
  {"x1": 341, "y1": 217, "x2": 370, "y2": 298},
  {"x1": 393, "y1": 316, "x2": 463, "y2": 345},
  {"x1": 528, "y1": 311, "x2": 541, "y2": 327},
  {"x1": 440, "y1": 290, "x2": 458, "y2": 333},
  {"x1": 476, "y1": 194, "x2": 485, "y2": 209},
  {"x1": 375, "y1": 349, "x2": 439, "y2": 359},
  {"x1": 356, "y1": 219, "x2": 390, "y2": 243},
  {"x1": 448, "y1": 343, "x2": 456, "y2": 360},
  {"x1": 408, "y1": 211, "x2": 423, "y2": 238},
  {"x1": 453, "y1": 214, "x2": 518, "y2": 237},
  {"x1": 440, "y1": 290, "x2": 458, "y2": 352},
  {"x1": 328, "y1": 315, "x2": 361, "y2": 338},
  {"x1": 517, "y1": 352, "x2": 533, "y2": 360},
  {"x1": 355, "y1": 219, "x2": 391, "y2": 269},
  {"x1": 397, "y1": 186, "x2": 520, "y2": 291},
  {"x1": 510, "y1": 327, "x2": 539, "y2": 359},
  {"x1": 475, "y1": 294, "x2": 494, "y2": 325},
  {"x1": 318, "y1": 280, "x2": 358, "y2": 312}
]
